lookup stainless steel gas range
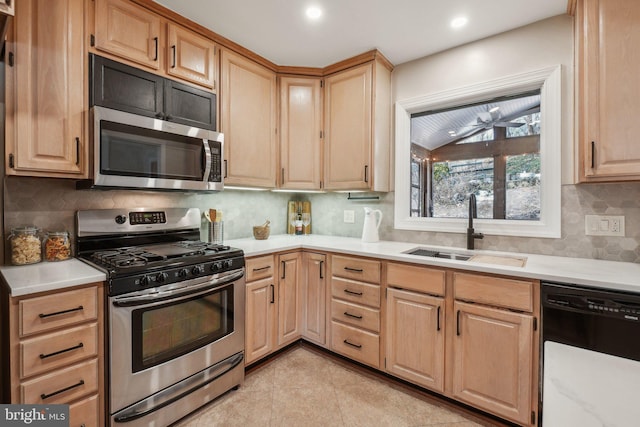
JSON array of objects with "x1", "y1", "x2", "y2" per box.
[{"x1": 76, "y1": 208, "x2": 245, "y2": 427}]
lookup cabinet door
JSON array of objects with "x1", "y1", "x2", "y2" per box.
[
  {"x1": 245, "y1": 277, "x2": 275, "y2": 365},
  {"x1": 164, "y1": 80, "x2": 216, "y2": 130},
  {"x1": 324, "y1": 63, "x2": 372, "y2": 190},
  {"x1": 166, "y1": 23, "x2": 216, "y2": 89},
  {"x1": 6, "y1": 0, "x2": 86, "y2": 177},
  {"x1": 452, "y1": 301, "x2": 533, "y2": 425},
  {"x1": 220, "y1": 49, "x2": 277, "y2": 187},
  {"x1": 94, "y1": 0, "x2": 161, "y2": 70},
  {"x1": 579, "y1": 0, "x2": 640, "y2": 180},
  {"x1": 386, "y1": 288, "x2": 445, "y2": 392},
  {"x1": 277, "y1": 253, "x2": 301, "y2": 347},
  {"x1": 280, "y1": 76, "x2": 322, "y2": 190},
  {"x1": 90, "y1": 54, "x2": 164, "y2": 118},
  {"x1": 301, "y1": 252, "x2": 326, "y2": 345}
]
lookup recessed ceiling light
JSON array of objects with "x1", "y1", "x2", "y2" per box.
[
  {"x1": 306, "y1": 6, "x2": 322, "y2": 20},
  {"x1": 450, "y1": 16, "x2": 468, "y2": 29}
]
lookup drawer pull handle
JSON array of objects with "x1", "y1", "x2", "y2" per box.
[
  {"x1": 343, "y1": 339, "x2": 362, "y2": 349},
  {"x1": 40, "y1": 342, "x2": 84, "y2": 359},
  {"x1": 319, "y1": 260, "x2": 324, "y2": 279},
  {"x1": 344, "y1": 311, "x2": 363, "y2": 320},
  {"x1": 343, "y1": 289, "x2": 363, "y2": 296},
  {"x1": 344, "y1": 267, "x2": 363, "y2": 273},
  {"x1": 252, "y1": 266, "x2": 271, "y2": 272},
  {"x1": 40, "y1": 380, "x2": 85, "y2": 400},
  {"x1": 39, "y1": 305, "x2": 84, "y2": 319}
]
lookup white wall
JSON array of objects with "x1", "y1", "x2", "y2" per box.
[{"x1": 392, "y1": 14, "x2": 574, "y2": 184}]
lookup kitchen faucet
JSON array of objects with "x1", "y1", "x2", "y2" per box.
[{"x1": 467, "y1": 194, "x2": 484, "y2": 250}]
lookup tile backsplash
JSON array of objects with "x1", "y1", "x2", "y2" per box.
[{"x1": 3, "y1": 177, "x2": 640, "y2": 263}]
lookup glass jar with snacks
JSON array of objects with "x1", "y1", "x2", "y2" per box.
[
  {"x1": 9, "y1": 226, "x2": 42, "y2": 265},
  {"x1": 43, "y1": 231, "x2": 72, "y2": 262}
]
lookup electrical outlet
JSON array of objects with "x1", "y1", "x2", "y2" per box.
[
  {"x1": 585, "y1": 215, "x2": 625, "y2": 236},
  {"x1": 343, "y1": 210, "x2": 355, "y2": 223}
]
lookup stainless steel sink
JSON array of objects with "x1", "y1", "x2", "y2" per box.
[{"x1": 406, "y1": 248, "x2": 471, "y2": 261}]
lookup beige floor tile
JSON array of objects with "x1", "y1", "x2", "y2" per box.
[{"x1": 173, "y1": 346, "x2": 484, "y2": 427}]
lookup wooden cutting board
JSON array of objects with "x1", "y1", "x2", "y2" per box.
[{"x1": 469, "y1": 254, "x2": 527, "y2": 268}]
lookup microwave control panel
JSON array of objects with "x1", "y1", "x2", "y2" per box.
[{"x1": 209, "y1": 141, "x2": 222, "y2": 182}]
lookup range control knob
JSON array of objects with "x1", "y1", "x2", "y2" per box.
[
  {"x1": 192, "y1": 265, "x2": 204, "y2": 275},
  {"x1": 156, "y1": 272, "x2": 168, "y2": 283},
  {"x1": 178, "y1": 268, "x2": 189, "y2": 278},
  {"x1": 224, "y1": 259, "x2": 234, "y2": 269},
  {"x1": 211, "y1": 261, "x2": 223, "y2": 272},
  {"x1": 115, "y1": 215, "x2": 127, "y2": 224},
  {"x1": 140, "y1": 276, "x2": 151, "y2": 286}
]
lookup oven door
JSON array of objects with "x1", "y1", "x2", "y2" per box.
[
  {"x1": 109, "y1": 269, "x2": 245, "y2": 416},
  {"x1": 92, "y1": 106, "x2": 223, "y2": 191}
]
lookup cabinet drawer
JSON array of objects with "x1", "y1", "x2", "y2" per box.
[
  {"x1": 453, "y1": 272, "x2": 534, "y2": 312},
  {"x1": 331, "y1": 321, "x2": 379, "y2": 368},
  {"x1": 387, "y1": 263, "x2": 445, "y2": 296},
  {"x1": 331, "y1": 255, "x2": 381, "y2": 283},
  {"x1": 21, "y1": 358, "x2": 98, "y2": 404},
  {"x1": 20, "y1": 287, "x2": 98, "y2": 337},
  {"x1": 331, "y1": 277, "x2": 380, "y2": 308},
  {"x1": 21, "y1": 323, "x2": 98, "y2": 379},
  {"x1": 246, "y1": 256, "x2": 275, "y2": 281},
  {"x1": 331, "y1": 299, "x2": 380, "y2": 332},
  {"x1": 69, "y1": 394, "x2": 99, "y2": 427}
]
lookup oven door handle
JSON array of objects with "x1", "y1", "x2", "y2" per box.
[{"x1": 112, "y1": 269, "x2": 244, "y2": 307}]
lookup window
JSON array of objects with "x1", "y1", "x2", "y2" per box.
[
  {"x1": 394, "y1": 66, "x2": 562, "y2": 238},
  {"x1": 412, "y1": 91, "x2": 542, "y2": 221}
]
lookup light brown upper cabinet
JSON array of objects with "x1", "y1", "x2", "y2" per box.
[
  {"x1": 94, "y1": 0, "x2": 162, "y2": 70},
  {"x1": 5, "y1": 0, "x2": 88, "y2": 178},
  {"x1": 279, "y1": 76, "x2": 323, "y2": 190},
  {"x1": 220, "y1": 49, "x2": 277, "y2": 188},
  {"x1": 323, "y1": 58, "x2": 392, "y2": 191},
  {"x1": 166, "y1": 22, "x2": 216, "y2": 89},
  {"x1": 576, "y1": 0, "x2": 640, "y2": 181},
  {"x1": 94, "y1": 0, "x2": 216, "y2": 91}
]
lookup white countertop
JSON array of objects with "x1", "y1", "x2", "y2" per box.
[
  {"x1": 2, "y1": 235, "x2": 640, "y2": 297},
  {"x1": 1, "y1": 258, "x2": 107, "y2": 297},
  {"x1": 227, "y1": 234, "x2": 640, "y2": 294}
]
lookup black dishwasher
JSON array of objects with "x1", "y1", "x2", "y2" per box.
[{"x1": 541, "y1": 281, "x2": 640, "y2": 426}]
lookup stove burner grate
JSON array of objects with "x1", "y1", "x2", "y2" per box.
[{"x1": 91, "y1": 247, "x2": 164, "y2": 268}]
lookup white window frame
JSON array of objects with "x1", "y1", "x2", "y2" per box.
[{"x1": 394, "y1": 65, "x2": 562, "y2": 238}]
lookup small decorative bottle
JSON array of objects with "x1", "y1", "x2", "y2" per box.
[{"x1": 295, "y1": 211, "x2": 303, "y2": 235}]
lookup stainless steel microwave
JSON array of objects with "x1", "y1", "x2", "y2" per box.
[{"x1": 87, "y1": 106, "x2": 224, "y2": 191}]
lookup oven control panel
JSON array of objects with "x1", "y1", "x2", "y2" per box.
[
  {"x1": 107, "y1": 253, "x2": 246, "y2": 296},
  {"x1": 129, "y1": 211, "x2": 167, "y2": 225}
]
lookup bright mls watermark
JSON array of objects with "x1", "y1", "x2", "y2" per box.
[{"x1": 0, "y1": 405, "x2": 69, "y2": 426}]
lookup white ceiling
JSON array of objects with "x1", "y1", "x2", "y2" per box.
[{"x1": 153, "y1": 0, "x2": 567, "y2": 67}]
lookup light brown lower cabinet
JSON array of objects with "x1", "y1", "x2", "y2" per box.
[
  {"x1": 451, "y1": 301, "x2": 534, "y2": 425},
  {"x1": 4, "y1": 283, "x2": 104, "y2": 427},
  {"x1": 301, "y1": 252, "x2": 326, "y2": 345},
  {"x1": 244, "y1": 276, "x2": 276, "y2": 364},
  {"x1": 244, "y1": 252, "x2": 305, "y2": 365},
  {"x1": 277, "y1": 252, "x2": 302, "y2": 347},
  {"x1": 244, "y1": 252, "x2": 539, "y2": 426},
  {"x1": 385, "y1": 288, "x2": 445, "y2": 392}
]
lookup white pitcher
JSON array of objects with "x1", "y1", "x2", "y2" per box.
[{"x1": 362, "y1": 207, "x2": 383, "y2": 243}]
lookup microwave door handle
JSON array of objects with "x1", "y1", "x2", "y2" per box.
[{"x1": 202, "y1": 140, "x2": 212, "y2": 184}]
